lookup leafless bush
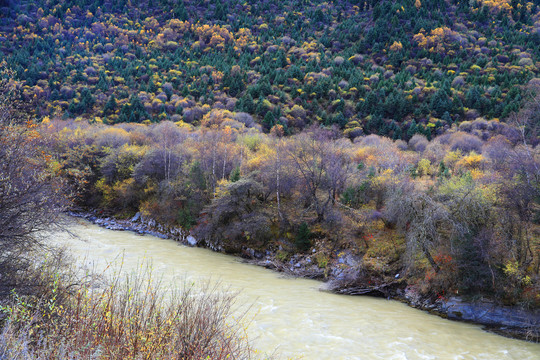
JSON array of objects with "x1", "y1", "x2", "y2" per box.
[
  {"x1": 384, "y1": 181, "x2": 450, "y2": 272},
  {"x1": 449, "y1": 131, "x2": 483, "y2": 153},
  {"x1": 423, "y1": 139, "x2": 447, "y2": 164},
  {"x1": 486, "y1": 120, "x2": 502, "y2": 133},
  {"x1": 451, "y1": 76, "x2": 466, "y2": 88},
  {"x1": 356, "y1": 134, "x2": 381, "y2": 147},
  {"x1": 94, "y1": 126, "x2": 131, "y2": 148},
  {"x1": 436, "y1": 132, "x2": 452, "y2": 145},
  {"x1": 458, "y1": 121, "x2": 472, "y2": 132},
  {"x1": 500, "y1": 125, "x2": 522, "y2": 145},
  {"x1": 116, "y1": 123, "x2": 152, "y2": 145},
  {"x1": 150, "y1": 120, "x2": 188, "y2": 146},
  {"x1": 470, "y1": 118, "x2": 488, "y2": 131},
  {"x1": 133, "y1": 148, "x2": 185, "y2": 183},
  {"x1": 183, "y1": 106, "x2": 205, "y2": 123},
  {"x1": 234, "y1": 112, "x2": 256, "y2": 128},
  {"x1": 394, "y1": 140, "x2": 408, "y2": 151},
  {"x1": 482, "y1": 135, "x2": 512, "y2": 171},
  {"x1": 408, "y1": 134, "x2": 428, "y2": 152}
]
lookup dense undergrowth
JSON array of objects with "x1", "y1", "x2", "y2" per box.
[{"x1": 0, "y1": 260, "x2": 255, "y2": 360}]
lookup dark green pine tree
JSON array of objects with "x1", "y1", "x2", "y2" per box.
[
  {"x1": 407, "y1": 119, "x2": 418, "y2": 139},
  {"x1": 239, "y1": 94, "x2": 255, "y2": 113},
  {"x1": 430, "y1": 90, "x2": 451, "y2": 118},
  {"x1": 119, "y1": 95, "x2": 148, "y2": 123},
  {"x1": 263, "y1": 111, "x2": 275, "y2": 131},
  {"x1": 256, "y1": 96, "x2": 268, "y2": 117},
  {"x1": 174, "y1": 1, "x2": 188, "y2": 20},
  {"x1": 103, "y1": 94, "x2": 117, "y2": 116},
  {"x1": 214, "y1": 0, "x2": 227, "y2": 21},
  {"x1": 229, "y1": 167, "x2": 241, "y2": 182},
  {"x1": 97, "y1": 72, "x2": 109, "y2": 92},
  {"x1": 295, "y1": 223, "x2": 312, "y2": 252},
  {"x1": 442, "y1": 111, "x2": 452, "y2": 124}
]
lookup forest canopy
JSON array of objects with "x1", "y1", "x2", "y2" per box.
[{"x1": 0, "y1": 0, "x2": 539, "y2": 139}]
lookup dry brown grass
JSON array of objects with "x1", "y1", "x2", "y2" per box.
[{"x1": 0, "y1": 263, "x2": 255, "y2": 360}]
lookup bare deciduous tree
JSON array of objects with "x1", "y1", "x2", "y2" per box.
[
  {"x1": 287, "y1": 132, "x2": 333, "y2": 222},
  {"x1": 0, "y1": 67, "x2": 67, "y2": 295},
  {"x1": 151, "y1": 121, "x2": 189, "y2": 182},
  {"x1": 287, "y1": 130, "x2": 352, "y2": 222},
  {"x1": 384, "y1": 181, "x2": 451, "y2": 272}
]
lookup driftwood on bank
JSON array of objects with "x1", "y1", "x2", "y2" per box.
[
  {"x1": 328, "y1": 281, "x2": 401, "y2": 297},
  {"x1": 252, "y1": 258, "x2": 326, "y2": 279}
]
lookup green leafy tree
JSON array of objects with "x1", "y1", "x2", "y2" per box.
[{"x1": 295, "y1": 222, "x2": 312, "y2": 252}]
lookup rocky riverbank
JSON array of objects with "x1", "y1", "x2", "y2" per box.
[
  {"x1": 69, "y1": 211, "x2": 540, "y2": 342},
  {"x1": 400, "y1": 287, "x2": 540, "y2": 342},
  {"x1": 69, "y1": 211, "x2": 199, "y2": 246}
]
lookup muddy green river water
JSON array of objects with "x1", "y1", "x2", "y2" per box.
[{"x1": 53, "y1": 218, "x2": 540, "y2": 359}]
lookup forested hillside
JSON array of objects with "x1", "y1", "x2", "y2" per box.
[{"x1": 1, "y1": 0, "x2": 540, "y2": 139}]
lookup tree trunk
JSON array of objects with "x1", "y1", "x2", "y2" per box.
[
  {"x1": 276, "y1": 144, "x2": 282, "y2": 219},
  {"x1": 422, "y1": 242, "x2": 440, "y2": 273}
]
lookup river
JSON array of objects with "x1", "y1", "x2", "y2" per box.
[{"x1": 53, "y1": 218, "x2": 540, "y2": 360}]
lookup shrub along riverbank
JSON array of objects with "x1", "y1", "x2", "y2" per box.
[
  {"x1": 0, "y1": 259, "x2": 256, "y2": 360},
  {"x1": 42, "y1": 113, "x2": 540, "y2": 316}
]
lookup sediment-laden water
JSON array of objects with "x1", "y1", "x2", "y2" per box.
[{"x1": 53, "y1": 218, "x2": 540, "y2": 360}]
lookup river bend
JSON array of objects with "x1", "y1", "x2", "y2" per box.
[{"x1": 52, "y1": 218, "x2": 540, "y2": 360}]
